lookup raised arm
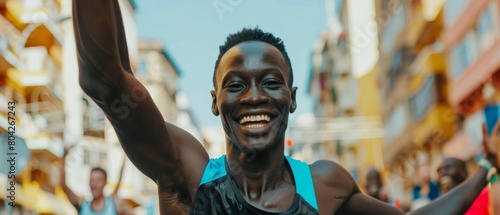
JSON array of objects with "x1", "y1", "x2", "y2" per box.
[
  {"x1": 335, "y1": 168, "x2": 488, "y2": 215},
  {"x1": 409, "y1": 167, "x2": 488, "y2": 215},
  {"x1": 72, "y1": 0, "x2": 209, "y2": 202},
  {"x1": 60, "y1": 150, "x2": 83, "y2": 210},
  {"x1": 493, "y1": 183, "x2": 500, "y2": 215},
  {"x1": 487, "y1": 120, "x2": 500, "y2": 215},
  {"x1": 331, "y1": 120, "x2": 500, "y2": 214}
]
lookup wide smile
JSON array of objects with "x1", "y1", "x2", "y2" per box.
[
  {"x1": 239, "y1": 114, "x2": 271, "y2": 128},
  {"x1": 439, "y1": 176, "x2": 452, "y2": 186}
]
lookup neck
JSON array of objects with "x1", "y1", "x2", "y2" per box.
[
  {"x1": 226, "y1": 140, "x2": 291, "y2": 201},
  {"x1": 92, "y1": 194, "x2": 105, "y2": 202}
]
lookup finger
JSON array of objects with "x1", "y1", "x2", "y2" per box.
[
  {"x1": 492, "y1": 119, "x2": 500, "y2": 136},
  {"x1": 482, "y1": 124, "x2": 491, "y2": 153}
]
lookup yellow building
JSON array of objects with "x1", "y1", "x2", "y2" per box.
[
  {"x1": 300, "y1": 0, "x2": 385, "y2": 183},
  {"x1": 0, "y1": 0, "x2": 74, "y2": 214},
  {"x1": 374, "y1": 0, "x2": 456, "y2": 203}
]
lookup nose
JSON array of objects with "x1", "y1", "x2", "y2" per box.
[{"x1": 240, "y1": 82, "x2": 269, "y2": 105}]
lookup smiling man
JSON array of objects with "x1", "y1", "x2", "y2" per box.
[
  {"x1": 437, "y1": 157, "x2": 491, "y2": 215},
  {"x1": 72, "y1": 0, "x2": 500, "y2": 214}
]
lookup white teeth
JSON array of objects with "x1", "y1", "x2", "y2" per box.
[
  {"x1": 239, "y1": 114, "x2": 271, "y2": 124},
  {"x1": 246, "y1": 124, "x2": 265, "y2": 128}
]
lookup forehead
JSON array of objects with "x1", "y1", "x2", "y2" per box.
[
  {"x1": 439, "y1": 158, "x2": 458, "y2": 168},
  {"x1": 216, "y1": 41, "x2": 289, "y2": 84},
  {"x1": 90, "y1": 170, "x2": 105, "y2": 178}
]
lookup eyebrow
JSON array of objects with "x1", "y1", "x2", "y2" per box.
[{"x1": 221, "y1": 68, "x2": 286, "y2": 84}]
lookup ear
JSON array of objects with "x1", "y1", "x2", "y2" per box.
[
  {"x1": 211, "y1": 90, "x2": 219, "y2": 116},
  {"x1": 290, "y1": 87, "x2": 297, "y2": 113}
]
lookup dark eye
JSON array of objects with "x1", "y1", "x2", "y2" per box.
[
  {"x1": 263, "y1": 80, "x2": 281, "y2": 89},
  {"x1": 226, "y1": 82, "x2": 244, "y2": 92}
]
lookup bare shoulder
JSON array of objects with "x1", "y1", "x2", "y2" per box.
[
  {"x1": 310, "y1": 159, "x2": 356, "y2": 191},
  {"x1": 163, "y1": 121, "x2": 209, "y2": 179},
  {"x1": 309, "y1": 159, "x2": 358, "y2": 208}
]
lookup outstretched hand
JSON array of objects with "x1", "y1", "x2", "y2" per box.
[{"x1": 482, "y1": 120, "x2": 500, "y2": 169}]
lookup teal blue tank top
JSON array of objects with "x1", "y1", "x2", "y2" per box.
[
  {"x1": 190, "y1": 155, "x2": 319, "y2": 214},
  {"x1": 79, "y1": 196, "x2": 117, "y2": 215}
]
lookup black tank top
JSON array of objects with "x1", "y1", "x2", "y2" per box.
[{"x1": 189, "y1": 155, "x2": 319, "y2": 215}]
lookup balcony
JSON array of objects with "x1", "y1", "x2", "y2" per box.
[
  {"x1": 6, "y1": 68, "x2": 50, "y2": 94},
  {"x1": 4, "y1": 0, "x2": 64, "y2": 53},
  {"x1": 82, "y1": 96, "x2": 105, "y2": 136},
  {"x1": 408, "y1": 47, "x2": 455, "y2": 146},
  {"x1": 409, "y1": 76, "x2": 437, "y2": 122},
  {"x1": 0, "y1": 14, "x2": 21, "y2": 72}
]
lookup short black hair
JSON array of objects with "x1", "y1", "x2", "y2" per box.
[
  {"x1": 91, "y1": 167, "x2": 107, "y2": 180},
  {"x1": 213, "y1": 27, "x2": 293, "y2": 88}
]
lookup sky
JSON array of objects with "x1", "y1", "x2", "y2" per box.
[{"x1": 135, "y1": 0, "x2": 328, "y2": 128}]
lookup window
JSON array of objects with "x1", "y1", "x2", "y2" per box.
[
  {"x1": 444, "y1": 0, "x2": 470, "y2": 27},
  {"x1": 410, "y1": 76, "x2": 436, "y2": 121},
  {"x1": 381, "y1": 8, "x2": 406, "y2": 54},
  {"x1": 450, "y1": 31, "x2": 479, "y2": 78},
  {"x1": 82, "y1": 148, "x2": 108, "y2": 168},
  {"x1": 449, "y1": 3, "x2": 499, "y2": 79},
  {"x1": 476, "y1": 5, "x2": 499, "y2": 53},
  {"x1": 384, "y1": 104, "x2": 408, "y2": 144}
]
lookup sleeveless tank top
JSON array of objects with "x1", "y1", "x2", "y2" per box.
[
  {"x1": 79, "y1": 196, "x2": 118, "y2": 215},
  {"x1": 189, "y1": 155, "x2": 319, "y2": 214}
]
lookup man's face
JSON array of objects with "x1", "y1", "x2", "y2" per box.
[
  {"x1": 89, "y1": 170, "x2": 106, "y2": 198},
  {"x1": 437, "y1": 158, "x2": 466, "y2": 193},
  {"x1": 365, "y1": 171, "x2": 382, "y2": 199},
  {"x1": 211, "y1": 41, "x2": 297, "y2": 152}
]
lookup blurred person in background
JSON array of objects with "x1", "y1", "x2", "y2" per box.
[
  {"x1": 364, "y1": 168, "x2": 389, "y2": 202},
  {"x1": 364, "y1": 168, "x2": 406, "y2": 210},
  {"x1": 411, "y1": 164, "x2": 440, "y2": 210},
  {"x1": 72, "y1": 0, "x2": 500, "y2": 213},
  {"x1": 60, "y1": 149, "x2": 134, "y2": 215},
  {"x1": 436, "y1": 157, "x2": 490, "y2": 214}
]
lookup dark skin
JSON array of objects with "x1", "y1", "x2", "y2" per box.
[
  {"x1": 73, "y1": 0, "x2": 500, "y2": 214},
  {"x1": 437, "y1": 157, "x2": 468, "y2": 193},
  {"x1": 364, "y1": 168, "x2": 388, "y2": 202}
]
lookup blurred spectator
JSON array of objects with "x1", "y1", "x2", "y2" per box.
[
  {"x1": 437, "y1": 157, "x2": 491, "y2": 215},
  {"x1": 411, "y1": 164, "x2": 440, "y2": 209},
  {"x1": 60, "y1": 151, "x2": 134, "y2": 215},
  {"x1": 364, "y1": 168, "x2": 403, "y2": 209},
  {"x1": 365, "y1": 168, "x2": 387, "y2": 202}
]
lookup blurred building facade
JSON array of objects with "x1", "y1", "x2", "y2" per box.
[
  {"x1": 0, "y1": 0, "x2": 197, "y2": 214},
  {"x1": 0, "y1": 0, "x2": 72, "y2": 213},
  {"x1": 442, "y1": 0, "x2": 500, "y2": 161},
  {"x1": 371, "y1": 0, "x2": 500, "y2": 206},
  {"x1": 374, "y1": 0, "x2": 454, "y2": 203},
  {"x1": 300, "y1": 0, "x2": 384, "y2": 184}
]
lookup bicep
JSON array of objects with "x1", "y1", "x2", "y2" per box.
[{"x1": 93, "y1": 74, "x2": 208, "y2": 182}]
